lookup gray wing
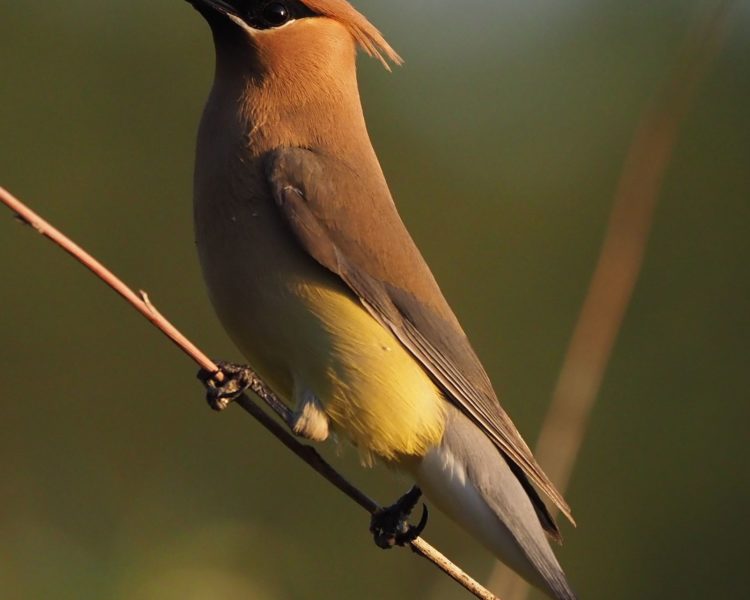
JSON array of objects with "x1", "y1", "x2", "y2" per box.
[{"x1": 266, "y1": 147, "x2": 574, "y2": 530}]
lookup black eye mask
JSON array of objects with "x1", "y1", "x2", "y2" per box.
[{"x1": 239, "y1": 0, "x2": 317, "y2": 30}]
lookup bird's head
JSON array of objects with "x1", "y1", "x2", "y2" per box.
[{"x1": 187, "y1": 0, "x2": 401, "y2": 75}]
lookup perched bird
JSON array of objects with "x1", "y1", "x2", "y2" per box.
[{"x1": 186, "y1": 1, "x2": 577, "y2": 598}]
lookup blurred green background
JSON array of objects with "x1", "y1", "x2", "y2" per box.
[{"x1": 1, "y1": 1, "x2": 748, "y2": 599}]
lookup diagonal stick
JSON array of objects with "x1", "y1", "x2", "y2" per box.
[
  {"x1": 486, "y1": 2, "x2": 733, "y2": 598},
  {"x1": 0, "y1": 185, "x2": 500, "y2": 600}
]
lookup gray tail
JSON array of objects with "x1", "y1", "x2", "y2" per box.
[{"x1": 413, "y1": 405, "x2": 577, "y2": 600}]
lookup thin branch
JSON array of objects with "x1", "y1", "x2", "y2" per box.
[
  {"x1": 487, "y1": 2, "x2": 732, "y2": 598},
  {"x1": 0, "y1": 186, "x2": 500, "y2": 600}
]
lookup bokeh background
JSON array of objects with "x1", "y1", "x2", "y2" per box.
[{"x1": 1, "y1": 1, "x2": 748, "y2": 599}]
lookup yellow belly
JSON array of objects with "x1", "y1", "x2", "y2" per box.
[
  {"x1": 217, "y1": 263, "x2": 446, "y2": 464},
  {"x1": 194, "y1": 172, "x2": 445, "y2": 464}
]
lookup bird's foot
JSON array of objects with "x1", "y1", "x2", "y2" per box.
[
  {"x1": 370, "y1": 485, "x2": 428, "y2": 549},
  {"x1": 197, "y1": 361, "x2": 253, "y2": 411}
]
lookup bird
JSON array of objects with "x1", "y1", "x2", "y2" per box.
[{"x1": 185, "y1": 1, "x2": 577, "y2": 598}]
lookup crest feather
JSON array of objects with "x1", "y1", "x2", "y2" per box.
[{"x1": 301, "y1": 0, "x2": 402, "y2": 69}]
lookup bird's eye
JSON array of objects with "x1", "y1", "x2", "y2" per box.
[{"x1": 261, "y1": 2, "x2": 290, "y2": 27}]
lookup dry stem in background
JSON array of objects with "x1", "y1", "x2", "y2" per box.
[
  {"x1": 0, "y1": 186, "x2": 500, "y2": 600},
  {"x1": 487, "y1": 2, "x2": 732, "y2": 598}
]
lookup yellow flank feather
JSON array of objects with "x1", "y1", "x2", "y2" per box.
[{"x1": 290, "y1": 277, "x2": 446, "y2": 464}]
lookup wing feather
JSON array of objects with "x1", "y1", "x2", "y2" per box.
[{"x1": 266, "y1": 147, "x2": 574, "y2": 527}]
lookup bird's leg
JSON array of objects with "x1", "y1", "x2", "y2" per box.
[
  {"x1": 370, "y1": 485, "x2": 429, "y2": 549},
  {"x1": 197, "y1": 361, "x2": 253, "y2": 411}
]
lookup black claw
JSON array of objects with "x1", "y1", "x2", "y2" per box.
[
  {"x1": 370, "y1": 485, "x2": 429, "y2": 549},
  {"x1": 409, "y1": 504, "x2": 429, "y2": 540},
  {"x1": 197, "y1": 361, "x2": 253, "y2": 411}
]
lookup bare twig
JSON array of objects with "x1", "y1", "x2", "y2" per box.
[
  {"x1": 487, "y1": 2, "x2": 732, "y2": 598},
  {"x1": 0, "y1": 185, "x2": 499, "y2": 600}
]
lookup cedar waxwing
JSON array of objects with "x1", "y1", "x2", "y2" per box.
[{"x1": 186, "y1": 1, "x2": 577, "y2": 598}]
